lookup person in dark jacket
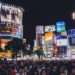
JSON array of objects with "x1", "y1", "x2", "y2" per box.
[
  {"x1": 30, "y1": 67, "x2": 39, "y2": 75},
  {"x1": 1, "y1": 64, "x2": 8, "y2": 75},
  {"x1": 40, "y1": 69, "x2": 48, "y2": 75},
  {"x1": 49, "y1": 65, "x2": 59, "y2": 75}
]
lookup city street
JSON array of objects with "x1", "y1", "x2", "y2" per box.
[{"x1": 0, "y1": 0, "x2": 75, "y2": 75}]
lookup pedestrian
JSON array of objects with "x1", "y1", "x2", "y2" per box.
[
  {"x1": 71, "y1": 67, "x2": 75, "y2": 75},
  {"x1": 19, "y1": 66, "x2": 27, "y2": 75},
  {"x1": 40, "y1": 69, "x2": 48, "y2": 75},
  {"x1": 8, "y1": 66, "x2": 17, "y2": 75}
]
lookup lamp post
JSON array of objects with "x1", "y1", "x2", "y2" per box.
[{"x1": 72, "y1": 12, "x2": 75, "y2": 20}]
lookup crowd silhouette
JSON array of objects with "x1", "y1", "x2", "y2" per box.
[{"x1": 0, "y1": 58, "x2": 75, "y2": 75}]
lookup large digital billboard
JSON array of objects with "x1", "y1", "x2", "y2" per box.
[
  {"x1": 45, "y1": 25, "x2": 55, "y2": 32},
  {"x1": 0, "y1": 23, "x2": 23, "y2": 38},
  {"x1": 44, "y1": 32, "x2": 54, "y2": 56},
  {"x1": 0, "y1": 3, "x2": 23, "y2": 24}
]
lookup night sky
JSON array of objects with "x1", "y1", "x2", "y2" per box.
[{"x1": 0, "y1": 0, "x2": 74, "y2": 46}]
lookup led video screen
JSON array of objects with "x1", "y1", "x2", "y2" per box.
[
  {"x1": 0, "y1": 23, "x2": 12, "y2": 34},
  {"x1": 0, "y1": 4, "x2": 23, "y2": 24},
  {"x1": 58, "y1": 46, "x2": 67, "y2": 54},
  {"x1": 45, "y1": 25, "x2": 55, "y2": 32},
  {"x1": 0, "y1": 23, "x2": 23, "y2": 38},
  {"x1": 12, "y1": 24, "x2": 23, "y2": 38}
]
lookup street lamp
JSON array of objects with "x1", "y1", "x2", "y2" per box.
[{"x1": 72, "y1": 12, "x2": 75, "y2": 20}]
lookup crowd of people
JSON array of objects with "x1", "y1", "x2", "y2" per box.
[{"x1": 0, "y1": 58, "x2": 75, "y2": 75}]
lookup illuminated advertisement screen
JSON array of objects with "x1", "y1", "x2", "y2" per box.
[
  {"x1": 69, "y1": 36, "x2": 75, "y2": 46},
  {"x1": 61, "y1": 31, "x2": 67, "y2": 36},
  {"x1": 56, "y1": 21, "x2": 65, "y2": 32},
  {"x1": 36, "y1": 33, "x2": 42, "y2": 46},
  {"x1": 0, "y1": 23, "x2": 12, "y2": 35},
  {"x1": 57, "y1": 39, "x2": 68, "y2": 46},
  {"x1": 11, "y1": 7, "x2": 22, "y2": 24},
  {"x1": 36, "y1": 33, "x2": 42, "y2": 39},
  {"x1": 44, "y1": 32, "x2": 53, "y2": 41},
  {"x1": 12, "y1": 24, "x2": 23, "y2": 38},
  {"x1": 36, "y1": 26, "x2": 44, "y2": 34},
  {"x1": 58, "y1": 46, "x2": 67, "y2": 54},
  {"x1": 45, "y1": 25, "x2": 55, "y2": 32},
  {"x1": 44, "y1": 32, "x2": 53, "y2": 51},
  {"x1": 71, "y1": 49, "x2": 75, "y2": 55},
  {"x1": 0, "y1": 3, "x2": 1, "y2": 20},
  {"x1": 68, "y1": 29, "x2": 75, "y2": 36},
  {"x1": 0, "y1": 23, "x2": 23, "y2": 38},
  {"x1": 1, "y1": 5, "x2": 11, "y2": 22},
  {"x1": 0, "y1": 4, "x2": 23, "y2": 24},
  {"x1": 0, "y1": 39, "x2": 10, "y2": 50}
]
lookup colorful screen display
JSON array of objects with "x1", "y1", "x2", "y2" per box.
[
  {"x1": 57, "y1": 39, "x2": 68, "y2": 46},
  {"x1": 0, "y1": 23, "x2": 23, "y2": 38},
  {"x1": 12, "y1": 24, "x2": 23, "y2": 38},
  {"x1": 0, "y1": 4, "x2": 23, "y2": 24},
  {"x1": 56, "y1": 21, "x2": 65, "y2": 32},
  {"x1": 36, "y1": 26, "x2": 44, "y2": 34},
  {"x1": 45, "y1": 25, "x2": 55, "y2": 32},
  {"x1": 0, "y1": 23, "x2": 12, "y2": 34}
]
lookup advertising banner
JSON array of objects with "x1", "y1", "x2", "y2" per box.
[
  {"x1": 12, "y1": 24, "x2": 23, "y2": 38},
  {"x1": 61, "y1": 31, "x2": 67, "y2": 36},
  {"x1": 45, "y1": 25, "x2": 55, "y2": 32},
  {"x1": 56, "y1": 21, "x2": 65, "y2": 32},
  {"x1": 71, "y1": 49, "x2": 75, "y2": 55},
  {"x1": 44, "y1": 32, "x2": 54, "y2": 57},
  {"x1": 36, "y1": 26, "x2": 44, "y2": 34},
  {"x1": 0, "y1": 4, "x2": 23, "y2": 24},
  {"x1": 44, "y1": 32, "x2": 53, "y2": 41},
  {"x1": 36, "y1": 33, "x2": 42, "y2": 47},
  {"x1": 0, "y1": 39, "x2": 10, "y2": 49},
  {"x1": 0, "y1": 23, "x2": 12, "y2": 35},
  {"x1": 58, "y1": 46, "x2": 67, "y2": 54},
  {"x1": 57, "y1": 39, "x2": 68, "y2": 46}
]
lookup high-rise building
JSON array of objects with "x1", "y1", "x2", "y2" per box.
[{"x1": 0, "y1": 2, "x2": 24, "y2": 58}]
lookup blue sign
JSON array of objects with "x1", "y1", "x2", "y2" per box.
[
  {"x1": 58, "y1": 46, "x2": 67, "y2": 54},
  {"x1": 69, "y1": 37, "x2": 75, "y2": 46},
  {"x1": 56, "y1": 21, "x2": 65, "y2": 32},
  {"x1": 56, "y1": 21, "x2": 65, "y2": 26},
  {"x1": 68, "y1": 29, "x2": 75, "y2": 36}
]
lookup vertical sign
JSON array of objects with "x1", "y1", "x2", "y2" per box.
[{"x1": 56, "y1": 21, "x2": 65, "y2": 32}]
